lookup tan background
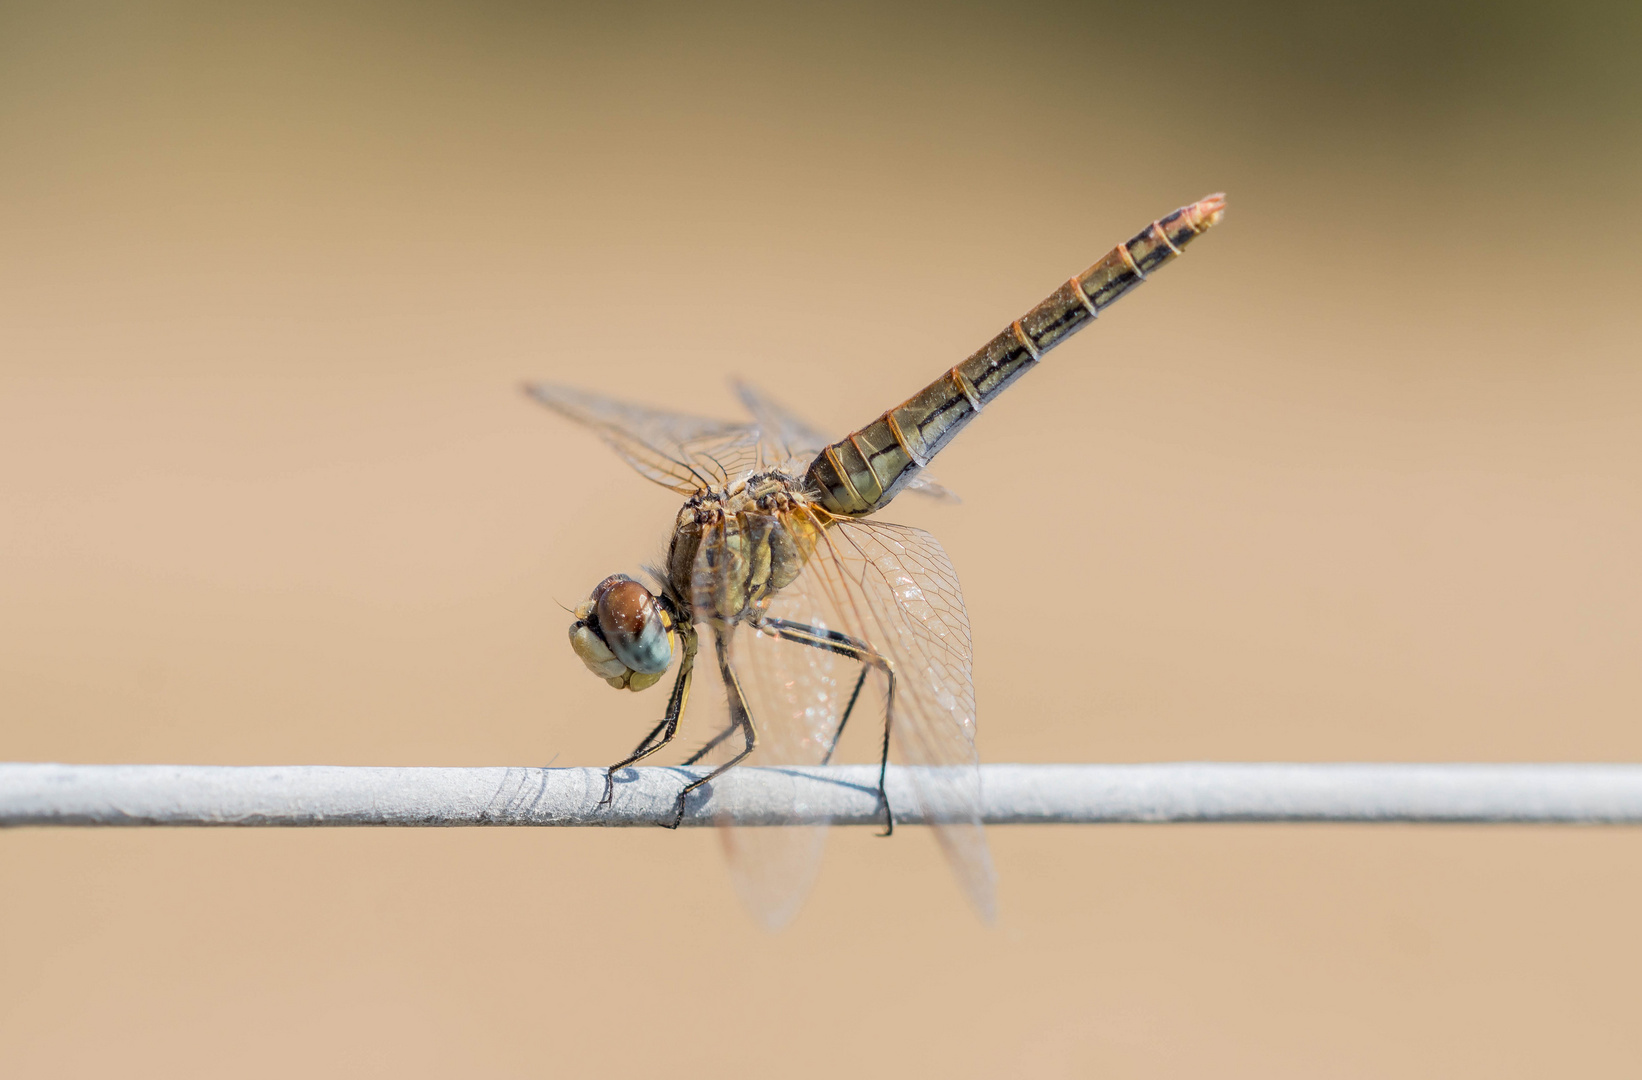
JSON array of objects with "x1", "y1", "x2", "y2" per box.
[{"x1": 3, "y1": 2, "x2": 1641, "y2": 1075}]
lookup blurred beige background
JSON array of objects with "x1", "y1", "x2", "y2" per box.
[{"x1": 3, "y1": 1, "x2": 1640, "y2": 1075}]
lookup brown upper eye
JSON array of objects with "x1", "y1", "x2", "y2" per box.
[{"x1": 595, "y1": 578, "x2": 652, "y2": 638}]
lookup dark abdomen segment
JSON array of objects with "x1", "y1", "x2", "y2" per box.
[{"x1": 806, "y1": 193, "x2": 1225, "y2": 517}]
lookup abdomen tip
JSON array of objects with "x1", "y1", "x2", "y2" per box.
[{"x1": 1191, "y1": 193, "x2": 1227, "y2": 228}]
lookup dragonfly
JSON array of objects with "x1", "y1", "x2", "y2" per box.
[{"x1": 527, "y1": 193, "x2": 1225, "y2": 926}]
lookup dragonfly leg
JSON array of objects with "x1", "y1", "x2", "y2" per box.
[
  {"x1": 681, "y1": 720, "x2": 742, "y2": 766},
  {"x1": 823, "y1": 668, "x2": 870, "y2": 766},
  {"x1": 600, "y1": 715, "x2": 670, "y2": 807},
  {"x1": 667, "y1": 626, "x2": 756, "y2": 829},
  {"x1": 753, "y1": 617, "x2": 896, "y2": 836},
  {"x1": 682, "y1": 655, "x2": 864, "y2": 767},
  {"x1": 598, "y1": 626, "x2": 697, "y2": 809},
  {"x1": 876, "y1": 678, "x2": 895, "y2": 838}
]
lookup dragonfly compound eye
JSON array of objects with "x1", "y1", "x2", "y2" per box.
[{"x1": 568, "y1": 576, "x2": 674, "y2": 692}]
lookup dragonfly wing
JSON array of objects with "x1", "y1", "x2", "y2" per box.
[
  {"x1": 717, "y1": 613, "x2": 842, "y2": 930},
  {"x1": 776, "y1": 510, "x2": 996, "y2": 921},
  {"x1": 689, "y1": 511, "x2": 840, "y2": 929},
  {"x1": 523, "y1": 382, "x2": 762, "y2": 493},
  {"x1": 901, "y1": 473, "x2": 962, "y2": 504},
  {"x1": 731, "y1": 378, "x2": 961, "y2": 502},
  {"x1": 730, "y1": 378, "x2": 833, "y2": 464}
]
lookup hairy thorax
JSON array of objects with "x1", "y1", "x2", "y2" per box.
[{"x1": 665, "y1": 471, "x2": 828, "y2": 626}]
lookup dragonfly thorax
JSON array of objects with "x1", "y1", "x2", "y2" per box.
[{"x1": 665, "y1": 472, "x2": 827, "y2": 627}]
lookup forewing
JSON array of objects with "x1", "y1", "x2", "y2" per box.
[
  {"x1": 731, "y1": 378, "x2": 961, "y2": 503},
  {"x1": 691, "y1": 511, "x2": 841, "y2": 929},
  {"x1": 782, "y1": 511, "x2": 996, "y2": 920},
  {"x1": 730, "y1": 378, "x2": 833, "y2": 472},
  {"x1": 523, "y1": 382, "x2": 762, "y2": 493}
]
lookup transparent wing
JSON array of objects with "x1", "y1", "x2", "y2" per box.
[
  {"x1": 523, "y1": 382, "x2": 763, "y2": 494},
  {"x1": 730, "y1": 378, "x2": 832, "y2": 471},
  {"x1": 900, "y1": 472, "x2": 962, "y2": 504},
  {"x1": 731, "y1": 378, "x2": 961, "y2": 504},
  {"x1": 808, "y1": 515, "x2": 994, "y2": 920},
  {"x1": 702, "y1": 506, "x2": 995, "y2": 922},
  {"x1": 687, "y1": 509, "x2": 839, "y2": 929},
  {"x1": 717, "y1": 614, "x2": 840, "y2": 929}
]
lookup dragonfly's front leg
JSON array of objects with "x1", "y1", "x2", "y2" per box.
[
  {"x1": 754, "y1": 617, "x2": 897, "y2": 837},
  {"x1": 667, "y1": 625, "x2": 757, "y2": 829},
  {"x1": 598, "y1": 626, "x2": 697, "y2": 809}
]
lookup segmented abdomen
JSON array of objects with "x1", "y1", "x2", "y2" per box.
[{"x1": 806, "y1": 193, "x2": 1225, "y2": 517}]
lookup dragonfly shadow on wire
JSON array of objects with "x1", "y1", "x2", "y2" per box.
[{"x1": 604, "y1": 764, "x2": 889, "y2": 826}]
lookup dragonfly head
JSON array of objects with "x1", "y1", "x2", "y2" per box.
[{"x1": 568, "y1": 574, "x2": 676, "y2": 692}]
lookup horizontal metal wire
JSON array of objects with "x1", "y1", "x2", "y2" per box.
[{"x1": 5, "y1": 763, "x2": 1642, "y2": 828}]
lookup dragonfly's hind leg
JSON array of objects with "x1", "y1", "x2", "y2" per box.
[
  {"x1": 823, "y1": 668, "x2": 870, "y2": 767},
  {"x1": 681, "y1": 663, "x2": 866, "y2": 766},
  {"x1": 667, "y1": 626, "x2": 757, "y2": 829},
  {"x1": 754, "y1": 617, "x2": 897, "y2": 837},
  {"x1": 598, "y1": 627, "x2": 697, "y2": 809}
]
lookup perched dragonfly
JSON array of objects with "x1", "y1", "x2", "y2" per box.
[{"x1": 527, "y1": 194, "x2": 1225, "y2": 925}]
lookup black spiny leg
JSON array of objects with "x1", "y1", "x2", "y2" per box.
[
  {"x1": 682, "y1": 719, "x2": 741, "y2": 766},
  {"x1": 687, "y1": 634, "x2": 865, "y2": 768},
  {"x1": 875, "y1": 669, "x2": 895, "y2": 837},
  {"x1": 822, "y1": 667, "x2": 870, "y2": 766},
  {"x1": 598, "y1": 626, "x2": 698, "y2": 809},
  {"x1": 754, "y1": 617, "x2": 896, "y2": 836},
  {"x1": 666, "y1": 625, "x2": 756, "y2": 829}
]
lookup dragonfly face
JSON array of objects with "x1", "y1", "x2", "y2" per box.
[
  {"x1": 527, "y1": 193, "x2": 1225, "y2": 927},
  {"x1": 568, "y1": 574, "x2": 677, "y2": 692}
]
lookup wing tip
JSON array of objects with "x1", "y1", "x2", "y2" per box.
[
  {"x1": 727, "y1": 374, "x2": 767, "y2": 417},
  {"x1": 519, "y1": 380, "x2": 556, "y2": 404}
]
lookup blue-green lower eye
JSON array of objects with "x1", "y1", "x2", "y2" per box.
[{"x1": 610, "y1": 614, "x2": 672, "y2": 674}]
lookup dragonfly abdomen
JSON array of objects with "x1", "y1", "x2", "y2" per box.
[{"x1": 806, "y1": 193, "x2": 1225, "y2": 517}]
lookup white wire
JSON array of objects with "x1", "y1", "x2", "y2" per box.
[{"x1": 5, "y1": 763, "x2": 1642, "y2": 827}]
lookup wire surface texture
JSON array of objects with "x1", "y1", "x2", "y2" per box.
[{"x1": 4, "y1": 763, "x2": 1642, "y2": 828}]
